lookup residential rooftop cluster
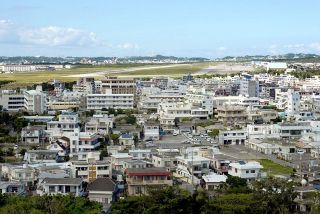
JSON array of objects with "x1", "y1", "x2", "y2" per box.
[{"x1": 1, "y1": 66, "x2": 320, "y2": 212}]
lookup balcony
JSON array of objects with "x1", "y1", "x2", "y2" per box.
[{"x1": 127, "y1": 178, "x2": 172, "y2": 185}]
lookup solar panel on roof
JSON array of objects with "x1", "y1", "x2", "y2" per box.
[{"x1": 238, "y1": 160, "x2": 246, "y2": 165}]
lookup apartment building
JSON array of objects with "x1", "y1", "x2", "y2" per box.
[
  {"x1": 47, "y1": 112, "x2": 79, "y2": 136},
  {"x1": 21, "y1": 125, "x2": 46, "y2": 144},
  {"x1": 125, "y1": 167, "x2": 172, "y2": 196},
  {"x1": 47, "y1": 100, "x2": 80, "y2": 110},
  {"x1": 0, "y1": 90, "x2": 25, "y2": 111},
  {"x1": 218, "y1": 129, "x2": 247, "y2": 145},
  {"x1": 176, "y1": 154, "x2": 210, "y2": 183},
  {"x1": 101, "y1": 76, "x2": 136, "y2": 94},
  {"x1": 24, "y1": 86, "x2": 47, "y2": 114},
  {"x1": 158, "y1": 102, "x2": 210, "y2": 124},
  {"x1": 70, "y1": 132, "x2": 100, "y2": 161},
  {"x1": 73, "y1": 77, "x2": 95, "y2": 94},
  {"x1": 139, "y1": 94, "x2": 185, "y2": 110},
  {"x1": 239, "y1": 75, "x2": 259, "y2": 97},
  {"x1": 85, "y1": 114, "x2": 113, "y2": 135},
  {"x1": 215, "y1": 105, "x2": 247, "y2": 125},
  {"x1": 71, "y1": 160, "x2": 111, "y2": 182},
  {"x1": 1, "y1": 65, "x2": 36, "y2": 72},
  {"x1": 87, "y1": 90, "x2": 134, "y2": 110}
]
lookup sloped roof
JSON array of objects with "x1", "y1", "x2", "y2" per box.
[{"x1": 87, "y1": 178, "x2": 116, "y2": 192}]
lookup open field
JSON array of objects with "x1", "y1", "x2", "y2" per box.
[
  {"x1": 258, "y1": 159, "x2": 294, "y2": 176},
  {"x1": 0, "y1": 62, "x2": 255, "y2": 88},
  {"x1": 0, "y1": 62, "x2": 213, "y2": 88}
]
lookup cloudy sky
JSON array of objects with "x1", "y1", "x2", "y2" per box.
[{"x1": 0, "y1": 0, "x2": 320, "y2": 58}]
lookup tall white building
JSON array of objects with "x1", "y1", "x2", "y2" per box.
[
  {"x1": 287, "y1": 89, "x2": 300, "y2": 115},
  {"x1": 24, "y1": 86, "x2": 47, "y2": 114},
  {"x1": 239, "y1": 79, "x2": 259, "y2": 97}
]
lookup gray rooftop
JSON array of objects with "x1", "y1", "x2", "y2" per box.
[
  {"x1": 87, "y1": 178, "x2": 116, "y2": 192},
  {"x1": 42, "y1": 178, "x2": 83, "y2": 185}
]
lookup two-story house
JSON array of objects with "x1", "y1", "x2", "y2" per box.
[
  {"x1": 125, "y1": 167, "x2": 172, "y2": 196},
  {"x1": 228, "y1": 161, "x2": 265, "y2": 181}
]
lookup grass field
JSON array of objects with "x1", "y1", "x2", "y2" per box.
[
  {"x1": 0, "y1": 62, "x2": 212, "y2": 88},
  {"x1": 258, "y1": 159, "x2": 294, "y2": 176},
  {"x1": 114, "y1": 62, "x2": 212, "y2": 76}
]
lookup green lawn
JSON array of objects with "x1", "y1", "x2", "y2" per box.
[
  {"x1": 258, "y1": 159, "x2": 294, "y2": 176},
  {"x1": 3, "y1": 156, "x2": 19, "y2": 163}
]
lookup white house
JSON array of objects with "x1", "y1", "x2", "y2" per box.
[
  {"x1": 201, "y1": 173, "x2": 227, "y2": 191},
  {"x1": 218, "y1": 129, "x2": 247, "y2": 145},
  {"x1": 128, "y1": 149, "x2": 151, "y2": 160},
  {"x1": 37, "y1": 178, "x2": 84, "y2": 196},
  {"x1": 119, "y1": 134, "x2": 135, "y2": 148},
  {"x1": 24, "y1": 150, "x2": 58, "y2": 164},
  {"x1": 144, "y1": 121, "x2": 160, "y2": 141},
  {"x1": 228, "y1": 161, "x2": 265, "y2": 181},
  {"x1": 110, "y1": 153, "x2": 133, "y2": 171}
]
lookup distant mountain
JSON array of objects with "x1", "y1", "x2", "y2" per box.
[
  {"x1": 0, "y1": 55, "x2": 209, "y2": 64},
  {"x1": 217, "y1": 53, "x2": 320, "y2": 62}
]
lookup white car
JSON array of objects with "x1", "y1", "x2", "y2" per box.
[{"x1": 173, "y1": 133, "x2": 178, "y2": 136}]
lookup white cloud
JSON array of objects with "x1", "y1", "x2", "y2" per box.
[
  {"x1": 217, "y1": 46, "x2": 227, "y2": 51},
  {"x1": 0, "y1": 20, "x2": 140, "y2": 52},
  {"x1": 0, "y1": 19, "x2": 16, "y2": 41},
  {"x1": 310, "y1": 43, "x2": 320, "y2": 51},
  {"x1": 117, "y1": 42, "x2": 140, "y2": 50},
  {"x1": 19, "y1": 26, "x2": 98, "y2": 46},
  {"x1": 285, "y1": 43, "x2": 305, "y2": 49},
  {"x1": 268, "y1": 44, "x2": 279, "y2": 54}
]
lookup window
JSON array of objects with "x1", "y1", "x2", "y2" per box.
[
  {"x1": 135, "y1": 186, "x2": 141, "y2": 194},
  {"x1": 49, "y1": 186, "x2": 55, "y2": 193},
  {"x1": 251, "y1": 170, "x2": 255, "y2": 173},
  {"x1": 246, "y1": 170, "x2": 249, "y2": 173}
]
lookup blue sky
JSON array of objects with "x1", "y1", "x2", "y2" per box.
[{"x1": 0, "y1": 0, "x2": 319, "y2": 58}]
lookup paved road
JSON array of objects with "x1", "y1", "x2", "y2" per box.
[{"x1": 65, "y1": 64, "x2": 189, "y2": 78}]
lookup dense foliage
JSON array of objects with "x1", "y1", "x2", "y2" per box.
[
  {"x1": 0, "y1": 194, "x2": 101, "y2": 214},
  {"x1": 111, "y1": 177, "x2": 301, "y2": 214}
]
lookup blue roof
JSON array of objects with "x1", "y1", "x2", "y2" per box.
[{"x1": 121, "y1": 133, "x2": 133, "y2": 139}]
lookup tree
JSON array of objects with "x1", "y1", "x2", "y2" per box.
[
  {"x1": 125, "y1": 115, "x2": 136, "y2": 125},
  {"x1": 181, "y1": 117, "x2": 191, "y2": 122},
  {"x1": 100, "y1": 149, "x2": 108, "y2": 159},
  {"x1": 208, "y1": 129, "x2": 219, "y2": 138},
  {"x1": 133, "y1": 134, "x2": 139, "y2": 146},
  {"x1": 252, "y1": 177, "x2": 298, "y2": 213},
  {"x1": 19, "y1": 149, "x2": 27, "y2": 156},
  {"x1": 111, "y1": 186, "x2": 195, "y2": 214},
  {"x1": 224, "y1": 175, "x2": 251, "y2": 194},
  {"x1": 110, "y1": 134, "x2": 120, "y2": 144},
  {"x1": 0, "y1": 194, "x2": 101, "y2": 214},
  {"x1": 13, "y1": 118, "x2": 28, "y2": 132}
]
